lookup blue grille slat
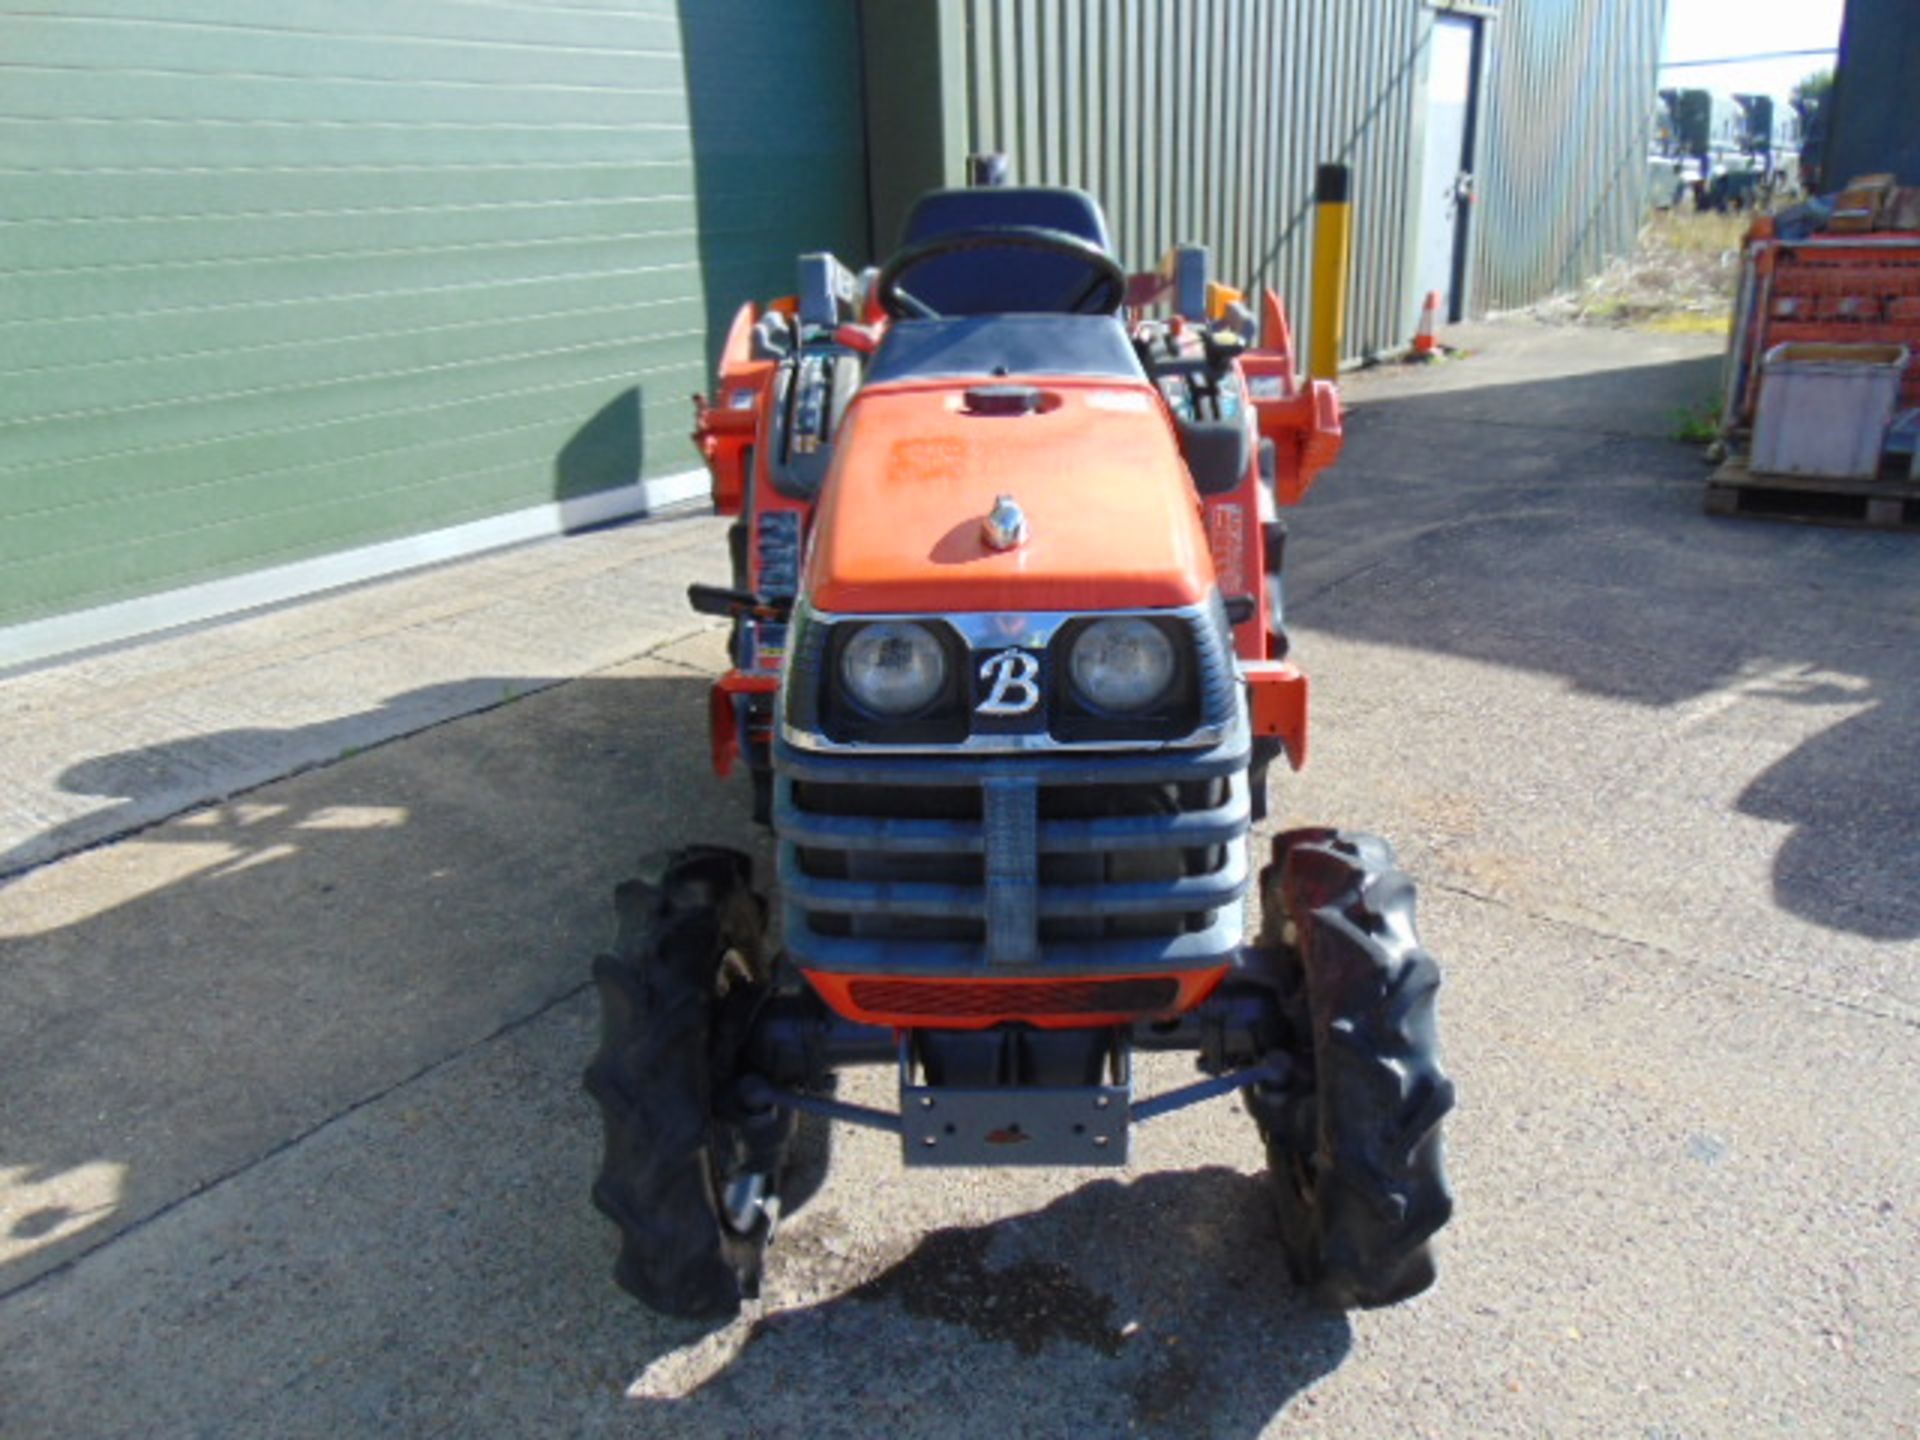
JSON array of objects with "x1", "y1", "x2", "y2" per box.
[
  {"x1": 784, "y1": 908, "x2": 1247, "y2": 976},
  {"x1": 782, "y1": 864, "x2": 1246, "y2": 920},
  {"x1": 777, "y1": 782, "x2": 1246, "y2": 855},
  {"x1": 1038, "y1": 773, "x2": 1249, "y2": 852},
  {"x1": 775, "y1": 739, "x2": 1247, "y2": 788},
  {"x1": 778, "y1": 843, "x2": 986, "y2": 918},
  {"x1": 779, "y1": 808, "x2": 986, "y2": 854},
  {"x1": 1034, "y1": 848, "x2": 1247, "y2": 917}
]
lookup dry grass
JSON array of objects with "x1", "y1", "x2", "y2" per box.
[
  {"x1": 1647, "y1": 208, "x2": 1749, "y2": 254},
  {"x1": 1521, "y1": 208, "x2": 1749, "y2": 333}
]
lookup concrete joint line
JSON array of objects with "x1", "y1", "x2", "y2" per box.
[{"x1": 1426, "y1": 876, "x2": 1919, "y2": 1031}]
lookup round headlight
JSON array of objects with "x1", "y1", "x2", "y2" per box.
[
  {"x1": 1069, "y1": 618, "x2": 1177, "y2": 713},
  {"x1": 839, "y1": 622, "x2": 948, "y2": 716}
]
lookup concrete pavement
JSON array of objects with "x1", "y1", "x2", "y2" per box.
[
  {"x1": 0, "y1": 508, "x2": 727, "y2": 880},
  {"x1": 1, "y1": 321, "x2": 1915, "y2": 1438}
]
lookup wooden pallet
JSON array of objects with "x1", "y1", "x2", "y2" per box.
[{"x1": 1705, "y1": 456, "x2": 1920, "y2": 530}]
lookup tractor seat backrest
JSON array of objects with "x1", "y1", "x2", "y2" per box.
[
  {"x1": 893, "y1": 186, "x2": 1119, "y2": 315},
  {"x1": 900, "y1": 186, "x2": 1114, "y2": 251}
]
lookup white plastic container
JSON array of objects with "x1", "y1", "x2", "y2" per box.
[{"x1": 1751, "y1": 343, "x2": 1908, "y2": 481}]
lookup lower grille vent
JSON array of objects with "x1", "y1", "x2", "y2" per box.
[{"x1": 846, "y1": 977, "x2": 1180, "y2": 1018}]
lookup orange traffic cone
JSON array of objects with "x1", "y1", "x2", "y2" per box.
[{"x1": 1412, "y1": 290, "x2": 1442, "y2": 361}]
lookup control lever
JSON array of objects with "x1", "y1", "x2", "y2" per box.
[{"x1": 687, "y1": 584, "x2": 794, "y2": 622}]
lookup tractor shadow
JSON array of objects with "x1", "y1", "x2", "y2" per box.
[
  {"x1": 1295, "y1": 349, "x2": 1920, "y2": 943},
  {"x1": 627, "y1": 1168, "x2": 1352, "y2": 1438}
]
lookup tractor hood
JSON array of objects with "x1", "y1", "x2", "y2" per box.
[{"x1": 802, "y1": 378, "x2": 1213, "y2": 616}]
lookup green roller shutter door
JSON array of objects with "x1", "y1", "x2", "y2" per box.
[{"x1": 0, "y1": 0, "x2": 869, "y2": 631}]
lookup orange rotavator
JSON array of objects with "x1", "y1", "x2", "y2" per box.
[{"x1": 585, "y1": 173, "x2": 1454, "y2": 1322}]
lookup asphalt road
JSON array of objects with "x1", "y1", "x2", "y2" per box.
[{"x1": 2, "y1": 323, "x2": 1915, "y2": 1438}]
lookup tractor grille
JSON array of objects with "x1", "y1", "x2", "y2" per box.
[
  {"x1": 846, "y1": 976, "x2": 1180, "y2": 1018},
  {"x1": 777, "y1": 752, "x2": 1250, "y2": 974}
]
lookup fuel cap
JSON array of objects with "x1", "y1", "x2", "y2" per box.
[{"x1": 982, "y1": 494, "x2": 1028, "y2": 551}]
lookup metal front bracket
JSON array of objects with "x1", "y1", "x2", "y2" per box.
[
  {"x1": 737, "y1": 1035, "x2": 1292, "y2": 1169},
  {"x1": 901, "y1": 1082, "x2": 1130, "y2": 1167},
  {"x1": 894, "y1": 1057, "x2": 1287, "y2": 1166}
]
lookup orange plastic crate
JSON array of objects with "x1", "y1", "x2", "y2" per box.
[{"x1": 1737, "y1": 237, "x2": 1920, "y2": 416}]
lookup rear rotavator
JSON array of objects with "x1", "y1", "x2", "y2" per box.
[{"x1": 584, "y1": 180, "x2": 1453, "y2": 1322}]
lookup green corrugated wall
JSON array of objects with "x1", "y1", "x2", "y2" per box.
[{"x1": 0, "y1": 0, "x2": 869, "y2": 630}]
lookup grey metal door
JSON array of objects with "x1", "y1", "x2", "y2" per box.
[{"x1": 1414, "y1": 15, "x2": 1479, "y2": 325}]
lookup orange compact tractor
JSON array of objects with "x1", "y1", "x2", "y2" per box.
[{"x1": 585, "y1": 176, "x2": 1454, "y2": 1321}]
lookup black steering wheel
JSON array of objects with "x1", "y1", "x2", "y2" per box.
[{"x1": 875, "y1": 224, "x2": 1129, "y2": 320}]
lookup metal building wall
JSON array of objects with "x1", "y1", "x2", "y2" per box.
[
  {"x1": 1473, "y1": 0, "x2": 1665, "y2": 311},
  {"x1": 956, "y1": 0, "x2": 1428, "y2": 361},
  {"x1": 950, "y1": 0, "x2": 1665, "y2": 350},
  {"x1": 0, "y1": 0, "x2": 868, "y2": 641},
  {"x1": 1825, "y1": 0, "x2": 1920, "y2": 186}
]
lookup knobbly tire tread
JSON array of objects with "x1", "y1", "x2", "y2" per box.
[
  {"x1": 583, "y1": 846, "x2": 777, "y2": 1321},
  {"x1": 1253, "y1": 827, "x2": 1456, "y2": 1309}
]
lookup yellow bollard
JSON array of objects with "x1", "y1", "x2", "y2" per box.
[{"x1": 1309, "y1": 163, "x2": 1352, "y2": 381}]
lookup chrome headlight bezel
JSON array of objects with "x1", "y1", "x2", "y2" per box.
[
  {"x1": 837, "y1": 620, "x2": 950, "y2": 717},
  {"x1": 1065, "y1": 616, "x2": 1180, "y2": 714},
  {"x1": 813, "y1": 617, "x2": 969, "y2": 744},
  {"x1": 1050, "y1": 614, "x2": 1200, "y2": 743}
]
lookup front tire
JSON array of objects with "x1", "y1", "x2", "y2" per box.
[
  {"x1": 583, "y1": 847, "x2": 790, "y2": 1320},
  {"x1": 1250, "y1": 829, "x2": 1456, "y2": 1308}
]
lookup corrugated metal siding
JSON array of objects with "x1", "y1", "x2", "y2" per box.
[
  {"x1": 955, "y1": 0, "x2": 1664, "y2": 349},
  {"x1": 0, "y1": 0, "x2": 867, "y2": 630},
  {"x1": 959, "y1": 0, "x2": 1427, "y2": 365},
  {"x1": 1473, "y1": 0, "x2": 1665, "y2": 310}
]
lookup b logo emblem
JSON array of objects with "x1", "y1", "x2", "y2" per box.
[{"x1": 976, "y1": 649, "x2": 1041, "y2": 715}]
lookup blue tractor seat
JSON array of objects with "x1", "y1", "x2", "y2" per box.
[
  {"x1": 891, "y1": 186, "x2": 1121, "y2": 316},
  {"x1": 900, "y1": 186, "x2": 1114, "y2": 250}
]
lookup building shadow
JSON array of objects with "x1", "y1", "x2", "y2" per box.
[
  {"x1": 553, "y1": 388, "x2": 648, "y2": 531},
  {"x1": 0, "y1": 677, "x2": 559, "y2": 881},
  {"x1": 0, "y1": 663, "x2": 1350, "y2": 1437},
  {"x1": 1290, "y1": 350, "x2": 1920, "y2": 942},
  {"x1": 1737, "y1": 698, "x2": 1920, "y2": 942},
  {"x1": 544, "y1": 3, "x2": 872, "y2": 542},
  {"x1": 675, "y1": 0, "x2": 871, "y2": 378},
  {"x1": 0, "y1": 669, "x2": 761, "y2": 1296}
]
